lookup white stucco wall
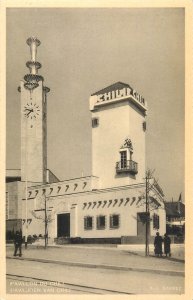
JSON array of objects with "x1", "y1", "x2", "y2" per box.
[
  {"x1": 20, "y1": 81, "x2": 47, "y2": 183},
  {"x1": 22, "y1": 183, "x2": 166, "y2": 240},
  {"x1": 129, "y1": 102, "x2": 146, "y2": 184},
  {"x1": 91, "y1": 100, "x2": 146, "y2": 189}
]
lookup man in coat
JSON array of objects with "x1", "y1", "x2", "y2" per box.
[
  {"x1": 154, "y1": 232, "x2": 163, "y2": 257},
  {"x1": 163, "y1": 233, "x2": 171, "y2": 257},
  {"x1": 13, "y1": 231, "x2": 23, "y2": 257}
]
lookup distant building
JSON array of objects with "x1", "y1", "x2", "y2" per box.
[
  {"x1": 165, "y1": 201, "x2": 185, "y2": 236},
  {"x1": 6, "y1": 37, "x2": 166, "y2": 244}
]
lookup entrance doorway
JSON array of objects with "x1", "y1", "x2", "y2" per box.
[
  {"x1": 137, "y1": 212, "x2": 149, "y2": 238},
  {"x1": 57, "y1": 213, "x2": 70, "y2": 237}
]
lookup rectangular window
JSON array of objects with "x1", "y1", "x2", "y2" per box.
[
  {"x1": 120, "y1": 151, "x2": 127, "y2": 168},
  {"x1": 97, "y1": 215, "x2": 106, "y2": 230},
  {"x1": 110, "y1": 214, "x2": 120, "y2": 229},
  {"x1": 84, "y1": 216, "x2": 93, "y2": 230},
  {"x1": 153, "y1": 214, "x2": 160, "y2": 230},
  {"x1": 92, "y1": 118, "x2": 99, "y2": 128},
  {"x1": 143, "y1": 121, "x2": 146, "y2": 131}
]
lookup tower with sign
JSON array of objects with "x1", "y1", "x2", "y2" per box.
[
  {"x1": 18, "y1": 37, "x2": 50, "y2": 183},
  {"x1": 90, "y1": 82, "x2": 147, "y2": 189}
]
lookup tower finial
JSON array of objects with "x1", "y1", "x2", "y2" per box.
[
  {"x1": 26, "y1": 37, "x2": 41, "y2": 62},
  {"x1": 26, "y1": 37, "x2": 42, "y2": 75},
  {"x1": 18, "y1": 37, "x2": 50, "y2": 92},
  {"x1": 23, "y1": 37, "x2": 43, "y2": 90}
]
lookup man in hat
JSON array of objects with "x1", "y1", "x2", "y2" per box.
[
  {"x1": 163, "y1": 233, "x2": 171, "y2": 257},
  {"x1": 13, "y1": 231, "x2": 23, "y2": 257},
  {"x1": 154, "y1": 232, "x2": 163, "y2": 257}
]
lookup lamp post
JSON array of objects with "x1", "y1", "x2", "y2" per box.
[
  {"x1": 44, "y1": 192, "x2": 47, "y2": 249},
  {"x1": 25, "y1": 185, "x2": 28, "y2": 248},
  {"x1": 24, "y1": 116, "x2": 28, "y2": 249},
  {"x1": 145, "y1": 174, "x2": 150, "y2": 256}
]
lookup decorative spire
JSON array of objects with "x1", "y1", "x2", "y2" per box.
[
  {"x1": 26, "y1": 37, "x2": 40, "y2": 61},
  {"x1": 24, "y1": 37, "x2": 44, "y2": 90},
  {"x1": 26, "y1": 37, "x2": 41, "y2": 75},
  {"x1": 18, "y1": 37, "x2": 50, "y2": 93},
  {"x1": 26, "y1": 61, "x2": 41, "y2": 75},
  {"x1": 43, "y1": 86, "x2": 50, "y2": 93}
]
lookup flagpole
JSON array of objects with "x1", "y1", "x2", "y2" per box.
[{"x1": 178, "y1": 193, "x2": 182, "y2": 210}]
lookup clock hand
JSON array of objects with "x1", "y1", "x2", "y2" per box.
[{"x1": 26, "y1": 109, "x2": 33, "y2": 116}]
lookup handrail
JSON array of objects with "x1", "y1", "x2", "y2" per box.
[{"x1": 116, "y1": 160, "x2": 138, "y2": 174}]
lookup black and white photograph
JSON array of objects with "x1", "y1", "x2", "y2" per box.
[{"x1": 1, "y1": 0, "x2": 192, "y2": 298}]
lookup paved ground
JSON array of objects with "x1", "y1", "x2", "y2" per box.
[
  {"x1": 118, "y1": 243, "x2": 185, "y2": 260},
  {"x1": 6, "y1": 256, "x2": 184, "y2": 294},
  {"x1": 6, "y1": 243, "x2": 185, "y2": 294},
  {"x1": 6, "y1": 244, "x2": 184, "y2": 275}
]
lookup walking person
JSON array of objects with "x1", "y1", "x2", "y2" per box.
[
  {"x1": 163, "y1": 233, "x2": 171, "y2": 257},
  {"x1": 13, "y1": 231, "x2": 23, "y2": 257},
  {"x1": 154, "y1": 232, "x2": 163, "y2": 257}
]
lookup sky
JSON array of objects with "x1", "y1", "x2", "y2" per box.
[{"x1": 6, "y1": 7, "x2": 185, "y2": 202}]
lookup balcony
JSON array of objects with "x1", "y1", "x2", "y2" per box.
[{"x1": 116, "y1": 160, "x2": 138, "y2": 175}]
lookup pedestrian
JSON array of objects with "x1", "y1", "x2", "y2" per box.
[
  {"x1": 13, "y1": 231, "x2": 23, "y2": 257},
  {"x1": 163, "y1": 233, "x2": 171, "y2": 257},
  {"x1": 154, "y1": 232, "x2": 163, "y2": 257}
]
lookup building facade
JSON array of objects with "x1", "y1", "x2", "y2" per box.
[
  {"x1": 6, "y1": 37, "x2": 166, "y2": 244},
  {"x1": 165, "y1": 201, "x2": 185, "y2": 238}
]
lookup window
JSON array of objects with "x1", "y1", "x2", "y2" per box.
[
  {"x1": 120, "y1": 151, "x2": 127, "y2": 168},
  {"x1": 143, "y1": 121, "x2": 146, "y2": 131},
  {"x1": 110, "y1": 214, "x2": 120, "y2": 229},
  {"x1": 97, "y1": 215, "x2": 106, "y2": 230},
  {"x1": 84, "y1": 216, "x2": 93, "y2": 230},
  {"x1": 153, "y1": 214, "x2": 160, "y2": 229},
  {"x1": 92, "y1": 118, "x2": 99, "y2": 128}
]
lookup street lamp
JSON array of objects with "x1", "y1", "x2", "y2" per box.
[{"x1": 145, "y1": 170, "x2": 153, "y2": 256}]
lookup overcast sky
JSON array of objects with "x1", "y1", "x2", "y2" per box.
[{"x1": 6, "y1": 8, "x2": 184, "y2": 201}]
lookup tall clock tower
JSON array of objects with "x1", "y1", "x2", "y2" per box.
[{"x1": 19, "y1": 37, "x2": 50, "y2": 183}]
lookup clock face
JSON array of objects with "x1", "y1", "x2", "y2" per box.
[{"x1": 23, "y1": 102, "x2": 41, "y2": 119}]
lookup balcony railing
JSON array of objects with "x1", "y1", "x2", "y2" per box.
[{"x1": 116, "y1": 160, "x2": 138, "y2": 175}]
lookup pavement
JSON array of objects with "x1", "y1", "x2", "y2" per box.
[
  {"x1": 6, "y1": 242, "x2": 185, "y2": 277},
  {"x1": 117, "y1": 243, "x2": 184, "y2": 261}
]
